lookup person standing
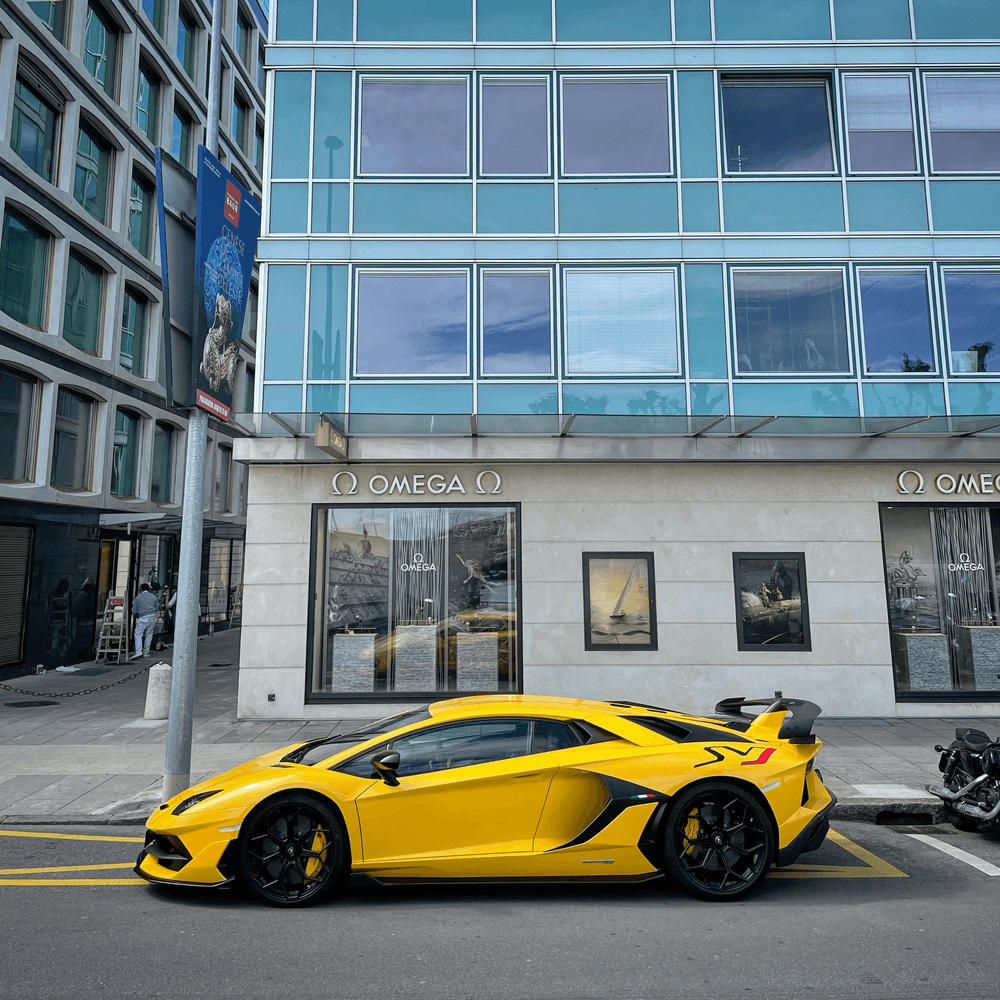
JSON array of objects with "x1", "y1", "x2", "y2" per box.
[{"x1": 131, "y1": 584, "x2": 158, "y2": 659}]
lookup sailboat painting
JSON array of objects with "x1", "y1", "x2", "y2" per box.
[{"x1": 582, "y1": 552, "x2": 658, "y2": 651}]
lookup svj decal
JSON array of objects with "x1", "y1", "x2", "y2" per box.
[{"x1": 694, "y1": 746, "x2": 778, "y2": 768}]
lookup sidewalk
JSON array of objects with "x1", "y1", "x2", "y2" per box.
[{"x1": 0, "y1": 633, "x2": 995, "y2": 825}]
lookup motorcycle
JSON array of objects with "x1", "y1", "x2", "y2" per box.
[{"x1": 926, "y1": 728, "x2": 1000, "y2": 830}]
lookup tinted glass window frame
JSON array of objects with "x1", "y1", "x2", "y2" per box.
[
  {"x1": 479, "y1": 75, "x2": 551, "y2": 177},
  {"x1": 842, "y1": 73, "x2": 919, "y2": 175},
  {"x1": 925, "y1": 74, "x2": 1000, "y2": 174},
  {"x1": 560, "y1": 75, "x2": 673, "y2": 177},
  {"x1": 480, "y1": 268, "x2": 554, "y2": 376},
  {"x1": 722, "y1": 79, "x2": 837, "y2": 175},
  {"x1": 942, "y1": 269, "x2": 1000, "y2": 375},
  {"x1": 857, "y1": 267, "x2": 937, "y2": 375}
]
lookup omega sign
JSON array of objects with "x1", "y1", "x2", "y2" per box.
[
  {"x1": 331, "y1": 470, "x2": 502, "y2": 497},
  {"x1": 897, "y1": 470, "x2": 1000, "y2": 496}
]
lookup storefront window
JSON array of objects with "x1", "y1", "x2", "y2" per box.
[
  {"x1": 882, "y1": 504, "x2": 1000, "y2": 696},
  {"x1": 311, "y1": 505, "x2": 519, "y2": 698}
]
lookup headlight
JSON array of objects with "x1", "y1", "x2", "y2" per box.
[{"x1": 172, "y1": 790, "x2": 222, "y2": 815}]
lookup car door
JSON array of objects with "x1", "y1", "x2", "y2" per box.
[{"x1": 354, "y1": 718, "x2": 554, "y2": 862}]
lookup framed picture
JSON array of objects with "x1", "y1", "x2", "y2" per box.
[
  {"x1": 733, "y1": 552, "x2": 811, "y2": 652},
  {"x1": 582, "y1": 552, "x2": 657, "y2": 651}
]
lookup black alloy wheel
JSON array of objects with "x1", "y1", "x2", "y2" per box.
[
  {"x1": 239, "y1": 794, "x2": 347, "y2": 907},
  {"x1": 662, "y1": 781, "x2": 774, "y2": 901}
]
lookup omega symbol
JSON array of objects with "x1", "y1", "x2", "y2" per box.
[
  {"x1": 897, "y1": 470, "x2": 925, "y2": 495},
  {"x1": 475, "y1": 470, "x2": 503, "y2": 494},
  {"x1": 331, "y1": 471, "x2": 358, "y2": 496}
]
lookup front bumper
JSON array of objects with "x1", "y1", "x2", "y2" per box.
[{"x1": 134, "y1": 828, "x2": 238, "y2": 888}]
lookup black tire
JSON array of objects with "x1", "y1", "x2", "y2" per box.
[
  {"x1": 662, "y1": 781, "x2": 774, "y2": 901},
  {"x1": 239, "y1": 793, "x2": 348, "y2": 907}
]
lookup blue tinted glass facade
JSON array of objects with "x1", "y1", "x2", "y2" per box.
[{"x1": 261, "y1": 1, "x2": 1000, "y2": 421}]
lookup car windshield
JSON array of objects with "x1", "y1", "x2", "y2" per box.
[{"x1": 281, "y1": 706, "x2": 432, "y2": 766}]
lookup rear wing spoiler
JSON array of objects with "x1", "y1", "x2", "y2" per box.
[{"x1": 715, "y1": 696, "x2": 822, "y2": 743}]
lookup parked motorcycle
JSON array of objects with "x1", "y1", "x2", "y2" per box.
[{"x1": 927, "y1": 728, "x2": 1000, "y2": 829}]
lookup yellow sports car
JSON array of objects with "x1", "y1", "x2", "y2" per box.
[{"x1": 135, "y1": 694, "x2": 835, "y2": 906}]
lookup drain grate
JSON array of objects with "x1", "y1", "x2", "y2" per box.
[
  {"x1": 208, "y1": 662, "x2": 233, "y2": 667},
  {"x1": 5, "y1": 700, "x2": 59, "y2": 708}
]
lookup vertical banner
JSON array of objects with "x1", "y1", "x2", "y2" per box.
[{"x1": 192, "y1": 146, "x2": 261, "y2": 420}]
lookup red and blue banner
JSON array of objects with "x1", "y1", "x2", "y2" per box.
[{"x1": 193, "y1": 146, "x2": 261, "y2": 421}]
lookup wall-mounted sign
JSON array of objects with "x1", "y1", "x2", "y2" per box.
[
  {"x1": 331, "y1": 470, "x2": 503, "y2": 497},
  {"x1": 897, "y1": 470, "x2": 1000, "y2": 496}
]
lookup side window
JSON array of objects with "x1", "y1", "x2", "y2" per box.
[
  {"x1": 531, "y1": 720, "x2": 583, "y2": 754},
  {"x1": 391, "y1": 720, "x2": 532, "y2": 777}
]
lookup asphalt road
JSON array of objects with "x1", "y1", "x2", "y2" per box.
[{"x1": 3, "y1": 821, "x2": 1000, "y2": 1000}]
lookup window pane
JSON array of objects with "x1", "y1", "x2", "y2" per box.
[
  {"x1": 29, "y1": 2, "x2": 68, "y2": 41},
  {"x1": 313, "y1": 73, "x2": 352, "y2": 179},
  {"x1": 136, "y1": 67, "x2": 159, "y2": 142},
  {"x1": 276, "y1": 0, "x2": 313, "y2": 39},
  {"x1": 309, "y1": 265, "x2": 348, "y2": 380},
  {"x1": 360, "y1": 79, "x2": 468, "y2": 175},
  {"x1": 12, "y1": 79, "x2": 58, "y2": 182},
  {"x1": 74, "y1": 127, "x2": 110, "y2": 223},
  {"x1": 482, "y1": 272, "x2": 551, "y2": 374},
  {"x1": 129, "y1": 175, "x2": 153, "y2": 255},
  {"x1": 151, "y1": 423, "x2": 172, "y2": 502},
  {"x1": 216, "y1": 446, "x2": 232, "y2": 511},
  {"x1": 120, "y1": 291, "x2": 147, "y2": 374},
  {"x1": 733, "y1": 270, "x2": 849, "y2": 373},
  {"x1": 177, "y1": 11, "x2": 196, "y2": 77},
  {"x1": 51, "y1": 390, "x2": 93, "y2": 491},
  {"x1": 232, "y1": 98, "x2": 247, "y2": 148},
  {"x1": 926, "y1": 77, "x2": 1000, "y2": 172},
  {"x1": 272, "y1": 72, "x2": 312, "y2": 177},
  {"x1": 142, "y1": 0, "x2": 163, "y2": 33},
  {"x1": 844, "y1": 75, "x2": 916, "y2": 171},
  {"x1": 84, "y1": 5, "x2": 116, "y2": 96},
  {"x1": 264, "y1": 265, "x2": 306, "y2": 380},
  {"x1": 0, "y1": 366, "x2": 35, "y2": 482},
  {"x1": 564, "y1": 270, "x2": 678, "y2": 374},
  {"x1": 172, "y1": 111, "x2": 191, "y2": 167},
  {"x1": 63, "y1": 254, "x2": 103, "y2": 354},
  {"x1": 111, "y1": 409, "x2": 138, "y2": 498},
  {"x1": 0, "y1": 210, "x2": 48, "y2": 328},
  {"x1": 392, "y1": 720, "x2": 531, "y2": 775},
  {"x1": 944, "y1": 271, "x2": 1000, "y2": 374},
  {"x1": 859, "y1": 271, "x2": 934, "y2": 373},
  {"x1": 356, "y1": 272, "x2": 468, "y2": 374},
  {"x1": 314, "y1": 506, "x2": 519, "y2": 695},
  {"x1": 562, "y1": 78, "x2": 670, "y2": 175},
  {"x1": 481, "y1": 79, "x2": 548, "y2": 175},
  {"x1": 723, "y1": 83, "x2": 834, "y2": 173}
]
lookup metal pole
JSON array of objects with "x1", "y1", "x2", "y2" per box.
[{"x1": 163, "y1": 1, "x2": 224, "y2": 801}]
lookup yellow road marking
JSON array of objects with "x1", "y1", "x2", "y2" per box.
[
  {"x1": 0, "y1": 829, "x2": 144, "y2": 844},
  {"x1": 0, "y1": 863, "x2": 135, "y2": 875},
  {"x1": 770, "y1": 828, "x2": 907, "y2": 879},
  {"x1": 0, "y1": 878, "x2": 146, "y2": 886}
]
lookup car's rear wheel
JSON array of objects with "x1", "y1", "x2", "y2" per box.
[
  {"x1": 662, "y1": 781, "x2": 774, "y2": 901},
  {"x1": 239, "y1": 793, "x2": 347, "y2": 907}
]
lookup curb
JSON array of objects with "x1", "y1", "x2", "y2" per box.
[
  {"x1": 0, "y1": 813, "x2": 151, "y2": 826},
  {"x1": 831, "y1": 798, "x2": 945, "y2": 823}
]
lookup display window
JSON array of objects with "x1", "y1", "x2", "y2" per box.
[
  {"x1": 881, "y1": 504, "x2": 1000, "y2": 698},
  {"x1": 309, "y1": 504, "x2": 520, "y2": 699}
]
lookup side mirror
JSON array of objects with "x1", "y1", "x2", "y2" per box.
[{"x1": 370, "y1": 749, "x2": 400, "y2": 787}]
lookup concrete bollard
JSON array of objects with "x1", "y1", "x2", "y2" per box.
[{"x1": 144, "y1": 662, "x2": 173, "y2": 720}]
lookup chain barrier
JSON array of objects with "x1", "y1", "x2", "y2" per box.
[{"x1": 0, "y1": 662, "x2": 155, "y2": 699}]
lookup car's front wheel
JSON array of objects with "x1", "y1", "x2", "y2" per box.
[
  {"x1": 662, "y1": 781, "x2": 774, "y2": 901},
  {"x1": 239, "y1": 793, "x2": 347, "y2": 907}
]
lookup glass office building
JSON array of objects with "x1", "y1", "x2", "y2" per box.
[{"x1": 237, "y1": 0, "x2": 1000, "y2": 719}]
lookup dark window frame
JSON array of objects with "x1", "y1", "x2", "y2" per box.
[
  {"x1": 0, "y1": 206, "x2": 51, "y2": 330},
  {"x1": 582, "y1": 551, "x2": 658, "y2": 652},
  {"x1": 0, "y1": 364, "x2": 38, "y2": 484},
  {"x1": 51, "y1": 387, "x2": 96, "y2": 492},
  {"x1": 721, "y1": 76, "x2": 838, "y2": 176},
  {"x1": 732, "y1": 551, "x2": 812, "y2": 652}
]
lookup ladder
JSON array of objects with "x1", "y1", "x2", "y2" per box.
[{"x1": 95, "y1": 596, "x2": 129, "y2": 663}]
